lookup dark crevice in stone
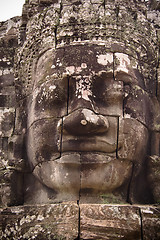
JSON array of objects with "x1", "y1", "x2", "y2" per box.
[
  {"x1": 19, "y1": 24, "x2": 27, "y2": 45},
  {"x1": 112, "y1": 53, "x2": 115, "y2": 81},
  {"x1": 103, "y1": 0, "x2": 105, "y2": 10},
  {"x1": 22, "y1": 169, "x2": 26, "y2": 205},
  {"x1": 54, "y1": 26, "x2": 58, "y2": 49},
  {"x1": 67, "y1": 76, "x2": 70, "y2": 115},
  {"x1": 12, "y1": 108, "x2": 17, "y2": 136},
  {"x1": 60, "y1": 116, "x2": 64, "y2": 158},
  {"x1": 75, "y1": 200, "x2": 80, "y2": 240},
  {"x1": 59, "y1": 1, "x2": 63, "y2": 18},
  {"x1": 139, "y1": 208, "x2": 144, "y2": 240},
  {"x1": 148, "y1": 129, "x2": 152, "y2": 156},
  {"x1": 155, "y1": 66, "x2": 158, "y2": 98},
  {"x1": 126, "y1": 162, "x2": 134, "y2": 204},
  {"x1": 115, "y1": 5, "x2": 120, "y2": 18},
  {"x1": 122, "y1": 94, "x2": 125, "y2": 118},
  {"x1": 113, "y1": 53, "x2": 120, "y2": 160},
  {"x1": 79, "y1": 153, "x2": 82, "y2": 204},
  {"x1": 155, "y1": 35, "x2": 159, "y2": 97},
  {"x1": 116, "y1": 116, "x2": 119, "y2": 159}
]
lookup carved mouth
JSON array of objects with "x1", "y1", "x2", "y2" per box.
[{"x1": 62, "y1": 138, "x2": 117, "y2": 153}]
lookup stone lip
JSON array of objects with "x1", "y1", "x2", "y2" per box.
[
  {"x1": 62, "y1": 138, "x2": 117, "y2": 153},
  {"x1": 33, "y1": 153, "x2": 132, "y2": 197}
]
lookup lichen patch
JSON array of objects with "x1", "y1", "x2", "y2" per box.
[{"x1": 97, "y1": 54, "x2": 113, "y2": 65}]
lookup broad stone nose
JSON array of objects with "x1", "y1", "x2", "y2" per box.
[{"x1": 61, "y1": 108, "x2": 109, "y2": 136}]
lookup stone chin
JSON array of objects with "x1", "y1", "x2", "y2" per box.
[{"x1": 32, "y1": 152, "x2": 132, "y2": 199}]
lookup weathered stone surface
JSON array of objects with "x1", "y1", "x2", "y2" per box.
[
  {"x1": 0, "y1": 204, "x2": 159, "y2": 239},
  {"x1": 151, "y1": 132, "x2": 160, "y2": 155},
  {"x1": 0, "y1": 17, "x2": 20, "y2": 208},
  {"x1": 0, "y1": 108, "x2": 15, "y2": 137},
  {"x1": 0, "y1": 203, "x2": 79, "y2": 239},
  {"x1": 80, "y1": 204, "x2": 141, "y2": 240},
  {"x1": 26, "y1": 48, "x2": 68, "y2": 123},
  {"x1": 118, "y1": 118, "x2": 149, "y2": 162},
  {"x1": 27, "y1": 118, "x2": 62, "y2": 169},
  {"x1": 141, "y1": 206, "x2": 160, "y2": 240},
  {"x1": 123, "y1": 84, "x2": 153, "y2": 128},
  {"x1": 148, "y1": 156, "x2": 160, "y2": 203},
  {"x1": 33, "y1": 153, "x2": 81, "y2": 202},
  {"x1": 0, "y1": 0, "x2": 158, "y2": 238},
  {"x1": 80, "y1": 154, "x2": 132, "y2": 203},
  {"x1": 8, "y1": 0, "x2": 159, "y2": 205},
  {"x1": 0, "y1": 0, "x2": 159, "y2": 213},
  {"x1": 80, "y1": 204, "x2": 160, "y2": 240},
  {"x1": 62, "y1": 114, "x2": 118, "y2": 153},
  {"x1": 0, "y1": 169, "x2": 23, "y2": 207}
]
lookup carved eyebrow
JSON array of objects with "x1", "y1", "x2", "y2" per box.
[
  {"x1": 91, "y1": 70, "x2": 114, "y2": 81},
  {"x1": 114, "y1": 71, "x2": 138, "y2": 85}
]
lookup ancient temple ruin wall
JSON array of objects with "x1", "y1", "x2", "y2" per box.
[{"x1": 0, "y1": 1, "x2": 160, "y2": 239}]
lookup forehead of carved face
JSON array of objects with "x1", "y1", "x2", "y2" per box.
[
  {"x1": 26, "y1": 44, "x2": 150, "y2": 196},
  {"x1": 28, "y1": 44, "x2": 150, "y2": 126}
]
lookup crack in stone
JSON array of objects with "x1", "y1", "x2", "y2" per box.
[
  {"x1": 60, "y1": 116, "x2": 64, "y2": 158},
  {"x1": 116, "y1": 116, "x2": 119, "y2": 159},
  {"x1": 54, "y1": 26, "x2": 58, "y2": 49},
  {"x1": 139, "y1": 208, "x2": 144, "y2": 240},
  {"x1": 67, "y1": 76, "x2": 70, "y2": 115},
  {"x1": 75, "y1": 200, "x2": 81, "y2": 240},
  {"x1": 126, "y1": 162, "x2": 135, "y2": 204}
]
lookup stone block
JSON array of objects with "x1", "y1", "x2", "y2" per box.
[
  {"x1": 0, "y1": 73, "x2": 14, "y2": 87},
  {"x1": 118, "y1": 118, "x2": 149, "y2": 162},
  {"x1": 80, "y1": 204, "x2": 141, "y2": 239},
  {"x1": 141, "y1": 206, "x2": 160, "y2": 240},
  {"x1": 123, "y1": 84, "x2": 153, "y2": 128},
  {"x1": 151, "y1": 132, "x2": 160, "y2": 155},
  {"x1": 62, "y1": 114, "x2": 118, "y2": 153},
  {"x1": 26, "y1": 118, "x2": 62, "y2": 169},
  {"x1": 8, "y1": 134, "x2": 25, "y2": 160},
  {"x1": 148, "y1": 155, "x2": 160, "y2": 203},
  {"x1": 79, "y1": 154, "x2": 132, "y2": 203},
  {"x1": 0, "y1": 95, "x2": 16, "y2": 108},
  {"x1": 33, "y1": 153, "x2": 81, "y2": 202},
  {"x1": 0, "y1": 108, "x2": 15, "y2": 137},
  {"x1": 0, "y1": 170, "x2": 23, "y2": 207},
  {"x1": 0, "y1": 137, "x2": 8, "y2": 152},
  {"x1": 0, "y1": 203, "x2": 79, "y2": 239}
]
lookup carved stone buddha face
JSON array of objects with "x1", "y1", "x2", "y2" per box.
[{"x1": 26, "y1": 44, "x2": 149, "y2": 202}]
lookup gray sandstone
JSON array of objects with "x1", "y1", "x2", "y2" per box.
[{"x1": 0, "y1": 0, "x2": 160, "y2": 239}]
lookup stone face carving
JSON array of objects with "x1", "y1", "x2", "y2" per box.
[
  {"x1": 11, "y1": 1, "x2": 159, "y2": 203},
  {"x1": 26, "y1": 44, "x2": 151, "y2": 203},
  {"x1": 1, "y1": 0, "x2": 158, "y2": 205},
  {"x1": 0, "y1": 1, "x2": 160, "y2": 239}
]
